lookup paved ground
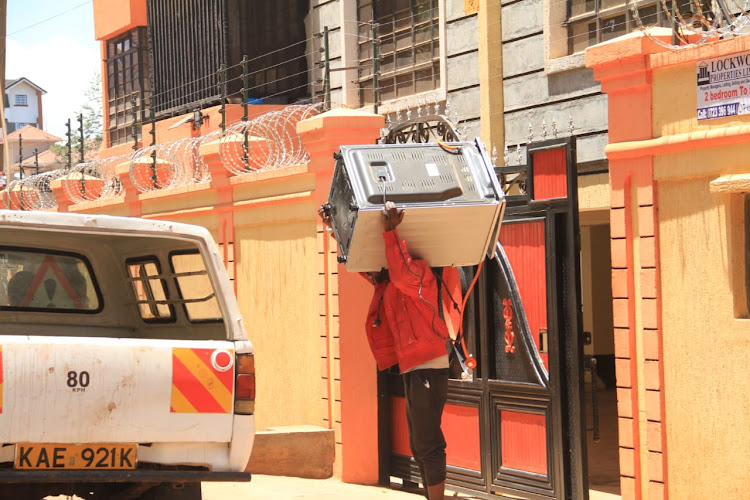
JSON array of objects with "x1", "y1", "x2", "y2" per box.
[
  {"x1": 204, "y1": 477, "x2": 449, "y2": 499},
  {"x1": 203, "y1": 476, "x2": 622, "y2": 499},
  {"x1": 45, "y1": 474, "x2": 621, "y2": 499}
]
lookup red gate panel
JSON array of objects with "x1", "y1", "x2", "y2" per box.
[
  {"x1": 500, "y1": 410, "x2": 547, "y2": 475},
  {"x1": 499, "y1": 221, "x2": 548, "y2": 369},
  {"x1": 533, "y1": 148, "x2": 568, "y2": 200},
  {"x1": 391, "y1": 396, "x2": 481, "y2": 471},
  {"x1": 444, "y1": 404, "x2": 481, "y2": 470}
]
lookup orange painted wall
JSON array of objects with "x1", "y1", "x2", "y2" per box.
[
  {"x1": 337, "y1": 266, "x2": 380, "y2": 482},
  {"x1": 93, "y1": 0, "x2": 147, "y2": 41},
  {"x1": 587, "y1": 32, "x2": 750, "y2": 500},
  {"x1": 51, "y1": 107, "x2": 385, "y2": 481},
  {"x1": 586, "y1": 32, "x2": 666, "y2": 500}
]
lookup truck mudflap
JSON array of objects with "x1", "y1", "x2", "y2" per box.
[{"x1": 0, "y1": 469, "x2": 251, "y2": 483}]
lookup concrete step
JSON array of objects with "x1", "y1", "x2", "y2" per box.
[{"x1": 246, "y1": 425, "x2": 335, "y2": 480}]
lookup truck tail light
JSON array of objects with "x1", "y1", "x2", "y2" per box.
[{"x1": 234, "y1": 353, "x2": 255, "y2": 415}]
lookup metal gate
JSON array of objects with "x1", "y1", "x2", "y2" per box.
[{"x1": 381, "y1": 137, "x2": 587, "y2": 499}]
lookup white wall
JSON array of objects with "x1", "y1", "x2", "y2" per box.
[{"x1": 5, "y1": 81, "x2": 41, "y2": 130}]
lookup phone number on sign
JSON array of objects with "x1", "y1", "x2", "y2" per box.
[{"x1": 698, "y1": 103, "x2": 739, "y2": 120}]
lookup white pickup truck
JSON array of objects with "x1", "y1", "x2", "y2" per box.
[{"x1": 0, "y1": 210, "x2": 255, "y2": 500}]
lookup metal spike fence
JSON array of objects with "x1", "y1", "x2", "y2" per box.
[{"x1": 64, "y1": 157, "x2": 126, "y2": 203}]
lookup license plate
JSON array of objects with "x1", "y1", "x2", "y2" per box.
[{"x1": 15, "y1": 443, "x2": 137, "y2": 470}]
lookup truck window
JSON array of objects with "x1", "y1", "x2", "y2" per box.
[
  {"x1": 127, "y1": 258, "x2": 175, "y2": 322},
  {"x1": 170, "y1": 251, "x2": 222, "y2": 322},
  {"x1": 0, "y1": 248, "x2": 101, "y2": 312}
]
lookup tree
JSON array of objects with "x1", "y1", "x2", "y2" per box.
[{"x1": 50, "y1": 73, "x2": 103, "y2": 165}]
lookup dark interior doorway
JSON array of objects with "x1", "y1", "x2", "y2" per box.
[{"x1": 580, "y1": 220, "x2": 620, "y2": 498}]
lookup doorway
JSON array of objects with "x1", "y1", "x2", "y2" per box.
[{"x1": 580, "y1": 215, "x2": 620, "y2": 498}]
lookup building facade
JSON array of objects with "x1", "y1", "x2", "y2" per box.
[
  {"x1": 16, "y1": 1, "x2": 744, "y2": 499},
  {"x1": 4, "y1": 78, "x2": 46, "y2": 133}
]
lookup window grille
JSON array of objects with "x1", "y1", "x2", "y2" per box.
[
  {"x1": 358, "y1": 0, "x2": 440, "y2": 106},
  {"x1": 228, "y1": 0, "x2": 310, "y2": 104},
  {"x1": 14, "y1": 94, "x2": 28, "y2": 106},
  {"x1": 126, "y1": 258, "x2": 174, "y2": 322},
  {"x1": 105, "y1": 28, "x2": 149, "y2": 147},
  {"x1": 147, "y1": 0, "x2": 310, "y2": 117},
  {"x1": 565, "y1": 0, "x2": 705, "y2": 54}
]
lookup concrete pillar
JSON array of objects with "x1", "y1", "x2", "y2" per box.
[
  {"x1": 49, "y1": 178, "x2": 72, "y2": 213},
  {"x1": 297, "y1": 108, "x2": 384, "y2": 484},
  {"x1": 114, "y1": 159, "x2": 142, "y2": 217},
  {"x1": 586, "y1": 31, "x2": 671, "y2": 500}
]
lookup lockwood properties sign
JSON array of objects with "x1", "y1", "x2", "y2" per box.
[{"x1": 697, "y1": 52, "x2": 750, "y2": 120}]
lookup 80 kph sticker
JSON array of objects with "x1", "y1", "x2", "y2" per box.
[{"x1": 15, "y1": 443, "x2": 136, "y2": 469}]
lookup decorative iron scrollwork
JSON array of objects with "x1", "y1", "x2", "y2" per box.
[
  {"x1": 500, "y1": 171, "x2": 528, "y2": 196},
  {"x1": 495, "y1": 167, "x2": 528, "y2": 197},
  {"x1": 382, "y1": 114, "x2": 460, "y2": 144}
]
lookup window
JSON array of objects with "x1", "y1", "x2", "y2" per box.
[
  {"x1": 566, "y1": 0, "x2": 699, "y2": 54},
  {"x1": 147, "y1": 0, "x2": 309, "y2": 115},
  {"x1": 358, "y1": 0, "x2": 440, "y2": 106},
  {"x1": 14, "y1": 94, "x2": 28, "y2": 106},
  {"x1": 106, "y1": 28, "x2": 149, "y2": 147},
  {"x1": 0, "y1": 248, "x2": 101, "y2": 312},
  {"x1": 170, "y1": 251, "x2": 222, "y2": 322},
  {"x1": 126, "y1": 258, "x2": 174, "y2": 322},
  {"x1": 231, "y1": 0, "x2": 310, "y2": 104}
]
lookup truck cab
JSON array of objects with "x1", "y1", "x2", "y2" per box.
[{"x1": 0, "y1": 210, "x2": 255, "y2": 499}]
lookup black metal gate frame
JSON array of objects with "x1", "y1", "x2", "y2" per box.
[{"x1": 378, "y1": 137, "x2": 589, "y2": 500}]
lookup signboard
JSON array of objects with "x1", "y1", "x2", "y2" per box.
[{"x1": 697, "y1": 52, "x2": 750, "y2": 120}]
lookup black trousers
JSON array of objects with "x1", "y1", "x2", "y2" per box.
[{"x1": 403, "y1": 368, "x2": 449, "y2": 489}]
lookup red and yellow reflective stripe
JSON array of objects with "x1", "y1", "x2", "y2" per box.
[{"x1": 170, "y1": 348, "x2": 233, "y2": 413}]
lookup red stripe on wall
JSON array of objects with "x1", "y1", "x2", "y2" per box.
[
  {"x1": 500, "y1": 221, "x2": 548, "y2": 370},
  {"x1": 532, "y1": 149, "x2": 568, "y2": 201},
  {"x1": 500, "y1": 410, "x2": 547, "y2": 475},
  {"x1": 171, "y1": 354, "x2": 227, "y2": 413}
]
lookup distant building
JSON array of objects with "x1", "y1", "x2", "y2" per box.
[
  {"x1": 2, "y1": 125, "x2": 61, "y2": 177},
  {"x1": 4, "y1": 78, "x2": 47, "y2": 133}
]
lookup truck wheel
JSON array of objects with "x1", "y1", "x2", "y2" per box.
[{"x1": 139, "y1": 481, "x2": 202, "y2": 500}]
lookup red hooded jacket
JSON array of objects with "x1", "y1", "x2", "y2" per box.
[{"x1": 364, "y1": 230, "x2": 450, "y2": 372}]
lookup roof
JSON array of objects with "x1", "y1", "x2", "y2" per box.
[
  {"x1": 5, "y1": 125, "x2": 61, "y2": 143},
  {"x1": 0, "y1": 209, "x2": 214, "y2": 243},
  {"x1": 5, "y1": 77, "x2": 47, "y2": 94},
  {"x1": 10, "y1": 148, "x2": 65, "y2": 169},
  {"x1": 10, "y1": 143, "x2": 101, "y2": 169}
]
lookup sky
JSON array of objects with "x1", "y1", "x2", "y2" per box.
[{"x1": 6, "y1": 0, "x2": 101, "y2": 139}]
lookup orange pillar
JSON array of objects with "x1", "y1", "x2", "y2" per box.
[
  {"x1": 114, "y1": 159, "x2": 143, "y2": 217},
  {"x1": 49, "y1": 177, "x2": 72, "y2": 213},
  {"x1": 297, "y1": 109, "x2": 384, "y2": 483},
  {"x1": 586, "y1": 33, "x2": 670, "y2": 500},
  {"x1": 200, "y1": 137, "x2": 237, "y2": 292}
]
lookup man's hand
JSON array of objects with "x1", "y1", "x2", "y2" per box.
[
  {"x1": 383, "y1": 201, "x2": 404, "y2": 231},
  {"x1": 318, "y1": 205, "x2": 333, "y2": 229}
]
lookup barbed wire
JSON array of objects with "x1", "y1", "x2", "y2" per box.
[
  {"x1": 218, "y1": 104, "x2": 321, "y2": 175},
  {"x1": 18, "y1": 2, "x2": 748, "y2": 209},
  {"x1": 4, "y1": 169, "x2": 65, "y2": 211}
]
